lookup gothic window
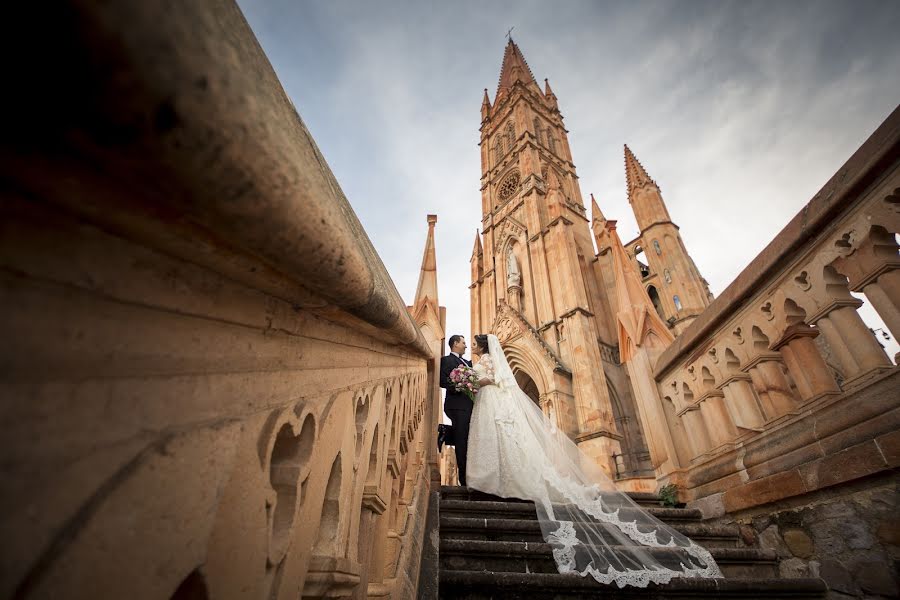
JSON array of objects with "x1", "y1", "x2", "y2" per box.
[
  {"x1": 493, "y1": 140, "x2": 502, "y2": 164},
  {"x1": 647, "y1": 285, "x2": 665, "y2": 320},
  {"x1": 634, "y1": 246, "x2": 650, "y2": 278},
  {"x1": 664, "y1": 269, "x2": 672, "y2": 284},
  {"x1": 653, "y1": 239, "x2": 662, "y2": 255},
  {"x1": 548, "y1": 135, "x2": 556, "y2": 154},
  {"x1": 533, "y1": 117, "x2": 542, "y2": 145},
  {"x1": 673, "y1": 295, "x2": 683, "y2": 311},
  {"x1": 505, "y1": 121, "x2": 516, "y2": 150},
  {"x1": 497, "y1": 170, "x2": 521, "y2": 202}
]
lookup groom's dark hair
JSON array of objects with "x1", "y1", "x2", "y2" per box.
[{"x1": 448, "y1": 334, "x2": 464, "y2": 350}]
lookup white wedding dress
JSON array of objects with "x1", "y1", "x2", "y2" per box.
[{"x1": 466, "y1": 335, "x2": 722, "y2": 588}]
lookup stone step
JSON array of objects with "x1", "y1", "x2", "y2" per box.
[
  {"x1": 440, "y1": 539, "x2": 778, "y2": 579},
  {"x1": 440, "y1": 498, "x2": 703, "y2": 522},
  {"x1": 440, "y1": 485, "x2": 666, "y2": 507},
  {"x1": 439, "y1": 571, "x2": 827, "y2": 599},
  {"x1": 439, "y1": 516, "x2": 742, "y2": 548}
]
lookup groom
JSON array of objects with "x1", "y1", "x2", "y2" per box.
[{"x1": 440, "y1": 334, "x2": 472, "y2": 486}]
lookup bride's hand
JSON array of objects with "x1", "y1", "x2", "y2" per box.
[{"x1": 477, "y1": 377, "x2": 493, "y2": 386}]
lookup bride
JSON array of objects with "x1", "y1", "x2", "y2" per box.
[{"x1": 465, "y1": 333, "x2": 723, "y2": 588}]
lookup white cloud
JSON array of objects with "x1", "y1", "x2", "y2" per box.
[{"x1": 240, "y1": 0, "x2": 900, "y2": 360}]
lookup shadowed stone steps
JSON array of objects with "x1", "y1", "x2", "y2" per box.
[
  {"x1": 440, "y1": 485, "x2": 663, "y2": 507},
  {"x1": 440, "y1": 539, "x2": 779, "y2": 579},
  {"x1": 440, "y1": 571, "x2": 828, "y2": 599},
  {"x1": 437, "y1": 487, "x2": 826, "y2": 598},
  {"x1": 440, "y1": 498, "x2": 704, "y2": 522},
  {"x1": 440, "y1": 516, "x2": 743, "y2": 548}
]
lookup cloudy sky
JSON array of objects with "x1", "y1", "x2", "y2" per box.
[{"x1": 238, "y1": 0, "x2": 900, "y2": 359}]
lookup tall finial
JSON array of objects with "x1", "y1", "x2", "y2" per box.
[{"x1": 624, "y1": 144, "x2": 657, "y2": 201}]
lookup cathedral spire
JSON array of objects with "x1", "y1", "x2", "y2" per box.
[
  {"x1": 470, "y1": 229, "x2": 484, "y2": 283},
  {"x1": 590, "y1": 193, "x2": 610, "y2": 253},
  {"x1": 544, "y1": 78, "x2": 558, "y2": 110},
  {"x1": 471, "y1": 229, "x2": 483, "y2": 259},
  {"x1": 496, "y1": 39, "x2": 538, "y2": 99},
  {"x1": 624, "y1": 145, "x2": 658, "y2": 202},
  {"x1": 414, "y1": 214, "x2": 439, "y2": 307},
  {"x1": 481, "y1": 88, "x2": 492, "y2": 121},
  {"x1": 590, "y1": 193, "x2": 605, "y2": 224}
]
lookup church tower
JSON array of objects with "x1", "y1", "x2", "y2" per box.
[
  {"x1": 623, "y1": 146, "x2": 713, "y2": 335},
  {"x1": 470, "y1": 39, "x2": 653, "y2": 480}
]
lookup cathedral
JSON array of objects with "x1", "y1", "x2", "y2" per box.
[{"x1": 469, "y1": 39, "x2": 714, "y2": 485}]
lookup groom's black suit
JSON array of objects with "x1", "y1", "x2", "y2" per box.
[{"x1": 440, "y1": 353, "x2": 473, "y2": 486}]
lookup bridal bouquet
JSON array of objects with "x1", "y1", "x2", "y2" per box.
[{"x1": 449, "y1": 365, "x2": 479, "y2": 401}]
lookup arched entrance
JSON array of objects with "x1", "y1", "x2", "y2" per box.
[{"x1": 514, "y1": 370, "x2": 540, "y2": 405}]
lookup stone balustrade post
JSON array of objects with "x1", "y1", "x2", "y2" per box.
[
  {"x1": 718, "y1": 375, "x2": 766, "y2": 430},
  {"x1": 697, "y1": 391, "x2": 739, "y2": 448},
  {"x1": 743, "y1": 354, "x2": 799, "y2": 419},
  {"x1": 678, "y1": 406, "x2": 712, "y2": 459},
  {"x1": 811, "y1": 301, "x2": 891, "y2": 384},
  {"x1": 772, "y1": 323, "x2": 841, "y2": 402},
  {"x1": 832, "y1": 226, "x2": 900, "y2": 341},
  {"x1": 861, "y1": 269, "x2": 900, "y2": 341}
]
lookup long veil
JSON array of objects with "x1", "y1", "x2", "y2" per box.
[{"x1": 484, "y1": 334, "x2": 722, "y2": 588}]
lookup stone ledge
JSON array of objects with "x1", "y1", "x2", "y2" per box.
[
  {"x1": 0, "y1": 1, "x2": 431, "y2": 357},
  {"x1": 688, "y1": 370, "x2": 899, "y2": 496}
]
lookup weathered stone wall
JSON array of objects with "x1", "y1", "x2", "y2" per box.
[
  {"x1": 0, "y1": 2, "x2": 438, "y2": 598},
  {"x1": 712, "y1": 478, "x2": 899, "y2": 598}
]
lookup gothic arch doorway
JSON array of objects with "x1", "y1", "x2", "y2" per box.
[{"x1": 514, "y1": 369, "x2": 540, "y2": 405}]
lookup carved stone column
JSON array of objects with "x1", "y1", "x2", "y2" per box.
[
  {"x1": 507, "y1": 284, "x2": 523, "y2": 311},
  {"x1": 718, "y1": 374, "x2": 766, "y2": 431},
  {"x1": 832, "y1": 226, "x2": 900, "y2": 340},
  {"x1": 772, "y1": 323, "x2": 841, "y2": 402},
  {"x1": 743, "y1": 353, "x2": 798, "y2": 419},
  {"x1": 811, "y1": 301, "x2": 891, "y2": 384},
  {"x1": 678, "y1": 406, "x2": 712, "y2": 458},
  {"x1": 697, "y1": 391, "x2": 738, "y2": 448},
  {"x1": 861, "y1": 269, "x2": 900, "y2": 341}
]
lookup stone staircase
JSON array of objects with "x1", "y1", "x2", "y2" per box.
[{"x1": 437, "y1": 486, "x2": 827, "y2": 599}]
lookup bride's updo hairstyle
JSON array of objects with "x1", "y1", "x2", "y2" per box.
[{"x1": 474, "y1": 334, "x2": 489, "y2": 354}]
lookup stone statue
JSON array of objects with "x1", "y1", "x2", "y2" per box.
[{"x1": 507, "y1": 248, "x2": 521, "y2": 287}]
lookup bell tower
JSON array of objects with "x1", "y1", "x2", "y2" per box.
[
  {"x1": 623, "y1": 146, "x2": 713, "y2": 334},
  {"x1": 471, "y1": 39, "x2": 653, "y2": 479}
]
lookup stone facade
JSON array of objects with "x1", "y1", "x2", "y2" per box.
[{"x1": 469, "y1": 40, "x2": 716, "y2": 485}]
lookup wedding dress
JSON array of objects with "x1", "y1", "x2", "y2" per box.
[{"x1": 466, "y1": 334, "x2": 722, "y2": 588}]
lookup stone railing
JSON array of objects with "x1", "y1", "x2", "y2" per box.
[
  {"x1": 0, "y1": 3, "x2": 439, "y2": 599},
  {"x1": 651, "y1": 105, "x2": 900, "y2": 513}
]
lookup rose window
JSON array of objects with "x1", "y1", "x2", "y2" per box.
[{"x1": 497, "y1": 171, "x2": 521, "y2": 202}]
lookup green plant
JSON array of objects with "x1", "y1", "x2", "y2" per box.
[{"x1": 658, "y1": 483, "x2": 679, "y2": 508}]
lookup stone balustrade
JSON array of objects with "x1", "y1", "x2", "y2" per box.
[
  {"x1": 0, "y1": 2, "x2": 440, "y2": 599},
  {"x1": 651, "y1": 106, "x2": 900, "y2": 513}
]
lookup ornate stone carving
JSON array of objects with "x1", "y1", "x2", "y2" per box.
[{"x1": 497, "y1": 170, "x2": 521, "y2": 202}]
